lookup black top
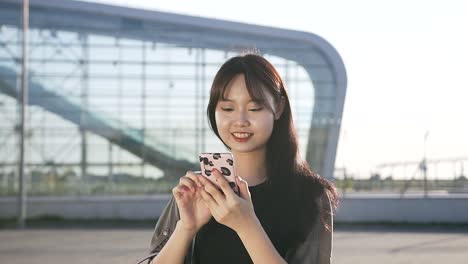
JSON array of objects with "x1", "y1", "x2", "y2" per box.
[{"x1": 194, "y1": 181, "x2": 289, "y2": 264}]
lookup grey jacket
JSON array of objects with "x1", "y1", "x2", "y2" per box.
[{"x1": 147, "y1": 191, "x2": 333, "y2": 264}]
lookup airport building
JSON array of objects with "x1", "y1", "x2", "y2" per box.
[{"x1": 0, "y1": 0, "x2": 347, "y2": 195}]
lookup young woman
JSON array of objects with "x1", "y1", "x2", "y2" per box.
[{"x1": 146, "y1": 54, "x2": 339, "y2": 264}]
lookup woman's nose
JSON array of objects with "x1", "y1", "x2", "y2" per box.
[{"x1": 234, "y1": 111, "x2": 250, "y2": 126}]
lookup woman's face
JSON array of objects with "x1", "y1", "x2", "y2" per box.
[{"x1": 215, "y1": 74, "x2": 279, "y2": 154}]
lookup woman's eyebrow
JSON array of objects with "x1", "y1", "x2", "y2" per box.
[{"x1": 220, "y1": 98, "x2": 264, "y2": 103}]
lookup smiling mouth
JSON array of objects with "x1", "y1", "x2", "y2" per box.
[{"x1": 231, "y1": 132, "x2": 253, "y2": 139}]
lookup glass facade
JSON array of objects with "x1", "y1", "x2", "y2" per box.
[{"x1": 0, "y1": 0, "x2": 346, "y2": 195}]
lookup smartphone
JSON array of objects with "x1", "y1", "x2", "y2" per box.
[{"x1": 198, "y1": 152, "x2": 239, "y2": 195}]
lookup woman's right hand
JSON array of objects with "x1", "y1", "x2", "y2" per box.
[{"x1": 172, "y1": 171, "x2": 212, "y2": 233}]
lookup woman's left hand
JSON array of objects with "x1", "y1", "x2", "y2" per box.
[{"x1": 196, "y1": 169, "x2": 258, "y2": 233}]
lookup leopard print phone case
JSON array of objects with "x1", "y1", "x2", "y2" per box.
[{"x1": 199, "y1": 152, "x2": 239, "y2": 195}]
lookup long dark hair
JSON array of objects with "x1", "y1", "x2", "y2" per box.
[{"x1": 206, "y1": 54, "x2": 339, "y2": 246}]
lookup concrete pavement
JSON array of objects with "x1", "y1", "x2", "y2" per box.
[{"x1": 0, "y1": 227, "x2": 467, "y2": 264}]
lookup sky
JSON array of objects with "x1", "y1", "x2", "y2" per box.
[{"x1": 85, "y1": 0, "x2": 468, "y2": 179}]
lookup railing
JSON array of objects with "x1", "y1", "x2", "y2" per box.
[{"x1": 334, "y1": 159, "x2": 468, "y2": 198}]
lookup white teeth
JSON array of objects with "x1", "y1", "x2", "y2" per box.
[{"x1": 233, "y1": 133, "x2": 252, "y2": 138}]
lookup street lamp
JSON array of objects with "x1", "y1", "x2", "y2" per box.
[
  {"x1": 422, "y1": 130, "x2": 429, "y2": 198},
  {"x1": 18, "y1": 0, "x2": 29, "y2": 229}
]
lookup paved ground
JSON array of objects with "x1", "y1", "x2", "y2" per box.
[{"x1": 0, "y1": 226, "x2": 467, "y2": 264}]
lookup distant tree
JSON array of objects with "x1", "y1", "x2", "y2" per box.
[
  {"x1": 344, "y1": 175, "x2": 354, "y2": 191},
  {"x1": 370, "y1": 173, "x2": 381, "y2": 181},
  {"x1": 59, "y1": 167, "x2": 76, "y2": 182}
]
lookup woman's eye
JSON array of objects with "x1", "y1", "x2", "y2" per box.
[
  {"x1": 250, "y1": 108, "x2": 263, "y2": 112},
  {"x1": 221, "y1": 108, "x2": 233, "y2": 112}
]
